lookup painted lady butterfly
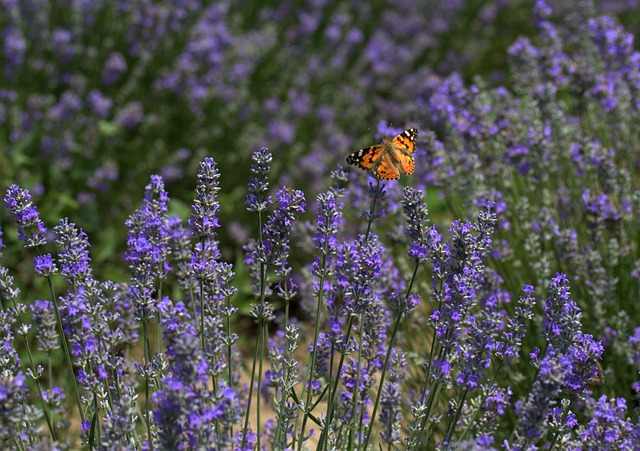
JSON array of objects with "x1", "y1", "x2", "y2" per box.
[{"x1": 346, "y1": 128, "x2": 418, "y2": 180}]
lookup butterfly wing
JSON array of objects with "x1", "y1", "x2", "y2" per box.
[
  {"x1": 346, "y1": 144, "x2": 384, "y2": 171},
  {"x1": 391, "y1": 128, "x2": 418, "y2": 154},
  {"x1": 390, "y1": 128, "x2": 418, "y2": 175},
  {"x1": 373, "y1": 152, "x2": 401, "y2": 180}
]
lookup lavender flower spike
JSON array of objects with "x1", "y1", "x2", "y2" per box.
[
  {"x1": 246, "y1": 147, "x2": 273, "y2": 213},
  {"x1": 4, "y1": 184, "x2": 48, "y2": 248},
  {"x1": 190, "y1": 157, "x2": 222, "y2": 245}
]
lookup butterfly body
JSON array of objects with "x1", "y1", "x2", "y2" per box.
[{"x1": 346, "y1": 128, "x2": 418, "y2": 180}]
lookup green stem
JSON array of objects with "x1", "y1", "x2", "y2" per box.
[
  {"x1": 241, "y1": 317, "x2": 263, "y2": 449},
  {"x1": 317, "y1": 317, "x2": 354, "y2": 450},
  {"x1": 548, "y1": 398, "x2": 574, "y2": 451},
  {"x1": 443, "y1": 388, "x2": 468, "y2": 447},
  {"x1": 364, "y1": 179, "x2": 381, "y2": 243},
  {"x1": 415, "y1": 381, "x2": 443, "y2": 448},
  {"x1": 349, "y1": 312, "x2": 365, "y2": 450},
  {"x1": 45, "y1": 275, "x2": 85, "y2": 423},
  {"x1": 362, "y1": 261, "x2": 419, "y2": 449},
  {"x1": 457, "y1": 360, "x2": 505, "y2": 444},
  {"x1": 156, "y1": 284, "x2": 163, "y2": 354},
  {"x1": 142, "y1": 318, "x2": 154, "y2": 451},
  {"x1": 297, "y1": 254, "x2": 327, "y2": 450},
  {"x1": 256, "y1": 320, "x2": 265, "y2": 451},
  {"x1": 507, "y1": 354, "x2": 544, "y2": 446}
]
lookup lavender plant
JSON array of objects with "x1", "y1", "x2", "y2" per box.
[
  {"x1": 2, "y1": 147, "x2": 640, "y2": 449},
  {"x1": 2, "y1": 1, "x2": 640, "y2": 449}
]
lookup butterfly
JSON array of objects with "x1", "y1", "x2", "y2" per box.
[{"x1": 346, "y1": 128, "x2": 418, "y2": 180}]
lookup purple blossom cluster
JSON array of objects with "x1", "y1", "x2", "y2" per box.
[
  {"x1": 2, "y1": 1, "x2": 640, "y2": 449},
  {"x1": 2, "y1": 147, "x2": 640, "y2": 449}
]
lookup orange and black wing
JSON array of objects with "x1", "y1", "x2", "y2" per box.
[
  {"x1": 391, "y1": 128, "x2": 418, "y2": 175},
  {"x1": 373, "y1": 152, "x2": 401, "y2": 180},
  {"x1": 346, "y1": 144, "x2": 385, "y2": 171}
]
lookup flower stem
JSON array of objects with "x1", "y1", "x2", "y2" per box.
[
  {"x1": 45, "y1": 274, "x2": 85, "y2": 424},
  {"x1": 362, "y1": 261, "x2": 420, "y2": 449},
  {"x1": 298, "y1": 254, "x2": 327, "y2": 449}
]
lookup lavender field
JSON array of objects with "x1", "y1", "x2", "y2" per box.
[{"x1": 1, "y1": 0, "x2": 640, "y2": 449}]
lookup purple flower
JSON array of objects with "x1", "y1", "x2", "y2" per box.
[
  {"x1": 102, "y1": 51, "x2": 127, "y2": 86},
  {"x1": 245, "y1": 147, "x2": 273, "y2": 213},
  {"x1": 254, "y1": 187, "x2": 306, "y2": 270},
  {"x1": 496, "y1": 285, "x2": 536, "y2": 362},
  {"x1": 189, "y1": 158, "x2": 222, "y2": 249},
  {"x1": 542, "y1": 273, "x2": 581, "y2": 348},
  {"x1": 125, "y1": 175, "x2": 171, "y2": 320},
  {"x1": 379, "y1": 382, "x2": 402, "y2": 445},
  {"x1": 115, "y1": 101, "x2": 144, "y2": 130},
  {"x1": 33, "y1": 253, "x2": 58, "y2": 278},
  {"x1": 312, "y1": 191, "x2": 341, "y2": 257},
  {"x1": 86, "y1": 90, "x2": 113, "y2": 118},
  {"x1": 402, "y1": 186, "x2": 431, "y2": 262},
  {"x1": 54, "y1": 219, "x2": 93, "y2": 288},
  {"x1": 574, "y1": 395, "x2": 637, "y2": 449},
  {"x1": 30, "y1": 300, "x2": 59, "y2": 353},
  {"x1": 4, "y1": 185, "x2": 48, "y2": 249}
]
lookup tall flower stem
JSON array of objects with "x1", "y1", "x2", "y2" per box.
[
  {"x1": 349, "y1": 311, "x2": 365, "y2": 449},
  {"x1": 456, "y1": 359, "x2": 505, "y2": 444},
  {"x1": 297, "y1": 254, "x2": 327, "y2": 449},
  {"x1": 241, "y1": 314, "x2": 264, "y2": 448},
  {"x1": 142, "y1": 317, "x2": 154, "y2": 451},
  {"x1": 364, "y1": 179, "x2": 382, "y2": 243},
  {"x1": 11, "y1": 308, "x2": 57, "y2": 442},
  {"x1": 362, "y1": 261, "x2": 420, "y2": 449},
  {"x1": 443, "y1": 388, "x2": 468, "y2": 447},
  {"x1": 317, "y1": 316, "x2": 355, "y2": 450},
  {"x1": 45, "y1": 274, "x2": 85, "y2": 423}
]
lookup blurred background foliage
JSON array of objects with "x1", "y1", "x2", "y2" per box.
[{"x1": 0, "y1": 0, "x2": 623, "y2": 274}]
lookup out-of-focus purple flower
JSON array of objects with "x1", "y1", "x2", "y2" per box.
[
  {"x1": 48, "y1": 91, "x2": 82, "y2": 123},
  {"x1": 30, "y1": 300, "x2": 59, "y2": 353},
  {"x1": 101, "y1": 385, "x2": 138, "y2": 449},
  {"x1": 115, "y1": 101, "x2": 144, "y2": 130},
  {"x1": 102, "y1": 52, "x2": 127, "y2": 86},
  {"x1": 3, "y1": 26, "x2": 26, "y2": 78},
  {"x1": 86, "y1": 90, "x2": 113, "y2": 118},
  {"x1": 87, "y1": 161, "x2": 119, "y2": 192},
  {"x1": 379, "y1": 381, "x2": 402, "y2": 445},
  {"x1": 0, "y1": 373, "x2": 30, "y2": 443},
  {"x1": 4, "y1": 185, "x2": 48, "y2": 248}
]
